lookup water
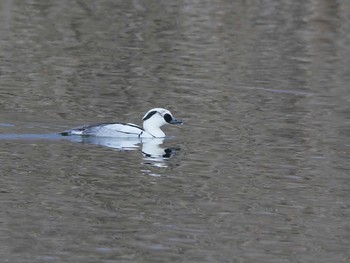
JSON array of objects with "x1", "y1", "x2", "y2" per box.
[{"x1": 1, "y1": 0, "x2": 350, "y2": 262}]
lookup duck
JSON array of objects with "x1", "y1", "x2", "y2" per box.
[{"x1": 61, "y1": 108, "x2": 182, "y2": 138}]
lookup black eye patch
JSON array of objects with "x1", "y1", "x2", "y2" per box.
[
  {"x1": 164, "y1": 113, "x2": 172, "y2": 123},
  {"x1": 143, "y1": 111, "x2": 157, "y2": 121}
]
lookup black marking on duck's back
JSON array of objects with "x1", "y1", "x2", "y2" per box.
[
  {"x1": 61, "y1": 131, "x2": 70, "y2": 136},
  {"x1": 143, "y1": 110, "x2": 157, "y2": 121},
  {"x1": 164, "y1": 113, "x2": 172, "y2": 123},
  {"x1": 122, "y1": 123, "x2": 144, "y2": 130}
]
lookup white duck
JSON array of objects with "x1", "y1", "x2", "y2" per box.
[{"x1": 61, "y1": 108, "x2": 182, "y2": 138}]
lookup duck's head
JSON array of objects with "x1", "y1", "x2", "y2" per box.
[{"x1": 142, "y1": 108, "x2": 182, "y2": 137}]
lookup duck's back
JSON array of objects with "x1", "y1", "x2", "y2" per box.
[{"x1": 61, "y1": 122, "x2": 151, "y2": 138}]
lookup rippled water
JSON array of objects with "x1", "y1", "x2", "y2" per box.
[{"x1": 1, "y1": 1, "x2": 350, "y2": 262}]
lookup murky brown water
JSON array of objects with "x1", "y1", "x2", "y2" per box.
[{"x1": 1, "y1": 1, "x2": 350, "y2": 262}]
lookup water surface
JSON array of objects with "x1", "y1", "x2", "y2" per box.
[{"x1": 0, "y1": 1, "x2": 349, "y2": 262}]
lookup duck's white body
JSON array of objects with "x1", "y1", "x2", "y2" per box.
[{"x1": 61, "y1": 108, "x2": 182, "y2": 138}]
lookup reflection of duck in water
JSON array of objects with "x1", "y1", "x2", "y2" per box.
[
  {"x1": 69, "y1": 136, "x2": 175, "y2": 157},
  {"x1": 141, "y1": 138, "x2": 178, "y2": 159},
  {"x1": 141, "y1": 138, "x2": 179, "y2": 169},
  {"x1": 61, "y1": 108, "x2": 182, "y2": 138},
  {"x1": 66, "y1": 136, "x2": 179, "y2": 167}
]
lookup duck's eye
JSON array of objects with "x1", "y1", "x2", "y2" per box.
[{"x1": 164, "y1": 113, "x2": 172, "y2": 123}]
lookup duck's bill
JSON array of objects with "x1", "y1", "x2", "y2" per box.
[{"x1": 169, "y1": 118, "x2": 183, "y2": 125}]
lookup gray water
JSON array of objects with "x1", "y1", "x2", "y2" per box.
[{"x1": 1, "y1": 1, "x2": 350, "y2": 262}]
